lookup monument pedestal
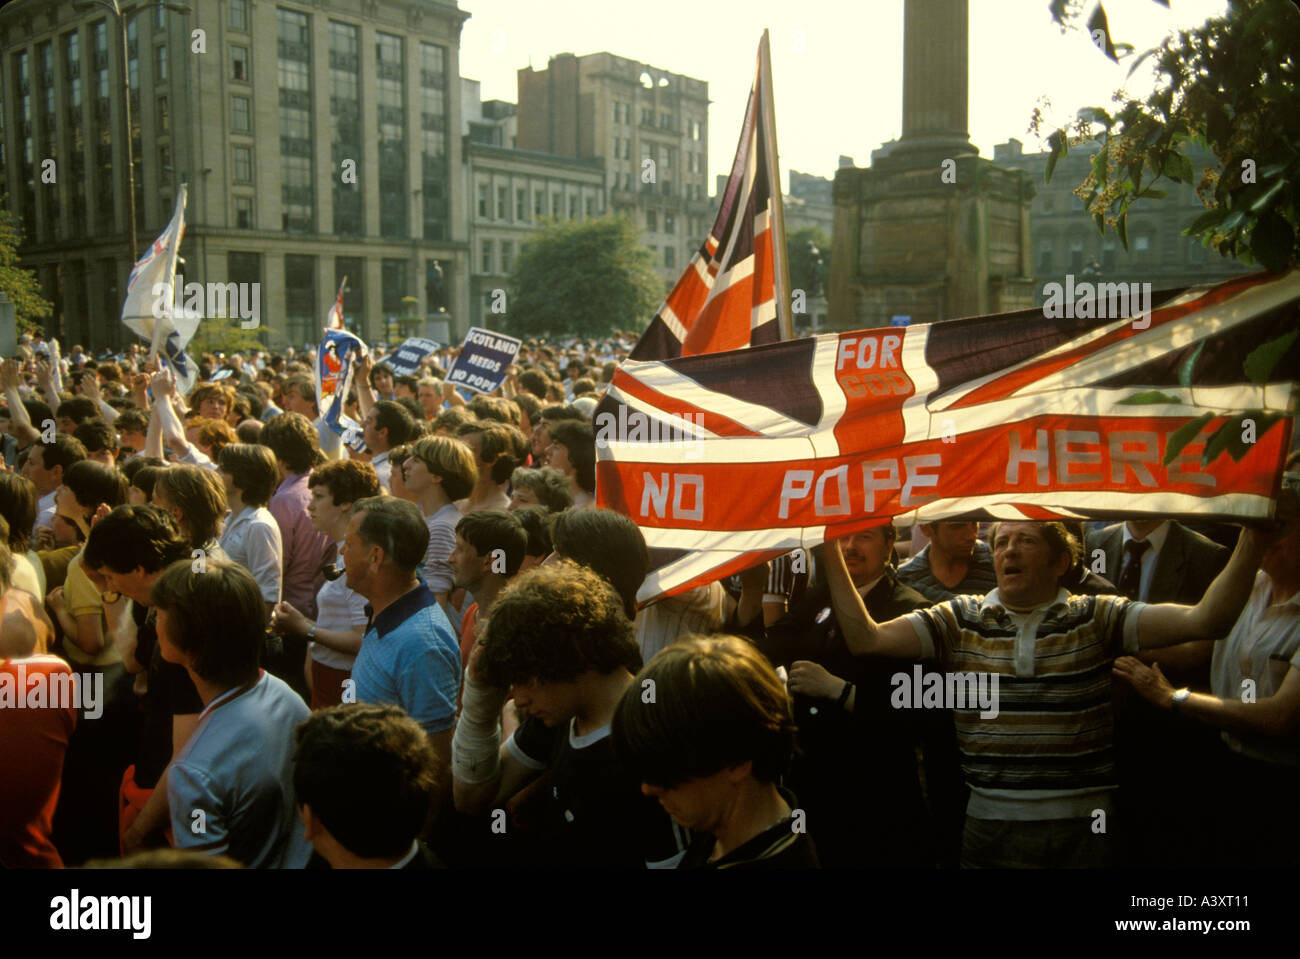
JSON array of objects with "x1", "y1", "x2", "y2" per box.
[{"x1": 830, "y1": 150, "x2": 1037, "y2": 330}]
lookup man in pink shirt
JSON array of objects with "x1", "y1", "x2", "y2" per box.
[{"x1": 261, "y1": 413, "x2": 333, "y2": 619}]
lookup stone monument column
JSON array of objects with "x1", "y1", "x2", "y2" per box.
[{"x1": 899, "y1": 0, "x2": 977, "y2": 159}]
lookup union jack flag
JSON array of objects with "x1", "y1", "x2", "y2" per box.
[
  {"x1": 597, "y1": 270, "x2": 1300, "y2": 605},
  {"x1": 629, "y1": 33, "x2": 789, "y2": 361}
]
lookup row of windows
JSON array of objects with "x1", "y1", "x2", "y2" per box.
[
  {"x1": 1033, "y1": 231, "x2": 1215, "y2": 272},
  {"x1": 474, "y1": 183, "x2": 603, "y2": 221}
]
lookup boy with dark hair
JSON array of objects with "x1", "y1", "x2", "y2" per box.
[
  {"x1": 449, "y1": 509, "x2": 527, "y2": 673},
  {"x1": 56, "y1": 396, "x2": 98, "y2": 433},
  {"x1": 293, "y1": 704, "x2": 443, "y2": 869},
  {"x1": 153, "y1": 558, "x2": 312, "y2": 868},
  {"x1": 114, "y1": 408, "x2": 150, "y2": 462},
  {"x1": 363, "y1": 401, "x2": 416, "y2": 490},
  {"x1": 74, "y1": 419, "x2": 119, "y2": 467},
  {"x1": 452, "y1": 562, "x2": 686, "y2": 868},
  {"x1": 612, "y1": 634, "x2": 818, "y2": 869}
]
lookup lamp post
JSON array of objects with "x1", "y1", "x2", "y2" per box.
[{"x1": 72, "y1": 0, "x2": 190, "y2": 263}]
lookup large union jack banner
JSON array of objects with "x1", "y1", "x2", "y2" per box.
[{"x1": 597, "y1": 270, "x2": 1300, "y2": 605}]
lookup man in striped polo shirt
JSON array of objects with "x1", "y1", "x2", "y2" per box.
[{"x1": 824, "y1": 519, "x2": 1266, "y2": 868}]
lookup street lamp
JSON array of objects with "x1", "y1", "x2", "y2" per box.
[{"x1": 72, "y1": 0, "x2": 190, "y2": 263}]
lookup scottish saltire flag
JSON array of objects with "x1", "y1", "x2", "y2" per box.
[
  {"x1": 597, "y1": 270, "x2": 1300, "y2": 605},
  {"x1": 326, "y1": 276, "x2": 346, "y2": 330},
  {"x1": 121, "y1": 184, "x2": 200, "y2": 393},
  {"x1": 316, "y1": 328, "x2": 366, "y2": 436},
  {"x1": 629, "y1": 34, "x2": 788, "y2": 361}
]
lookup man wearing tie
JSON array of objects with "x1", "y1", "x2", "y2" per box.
[{"x1": 1087, "y1": 518, "x2": 1228, "y2": 867}]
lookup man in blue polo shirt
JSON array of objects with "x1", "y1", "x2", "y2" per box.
[
  {"x1": 342, "y1": 497, "x2": 460, "y2": 795},
  {"x1": 154, "y1": 558, "x2": 312, "y2": 869}
]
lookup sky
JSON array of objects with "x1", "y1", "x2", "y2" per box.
[{"x1": 458, "y1": 0, "x2": 1233, "y2": 188}]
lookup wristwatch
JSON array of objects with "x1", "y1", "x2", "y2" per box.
[
  {"x1": 307, "y1": 624, "x2": 318, "y2": 641},
  {"x1": 1171, "y1": 687, "x2": 1191, "y2": 709}
]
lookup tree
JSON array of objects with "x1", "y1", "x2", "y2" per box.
[
  {"x1": 186, "y1": 316, "x2": 268, "y2": 358},
  {"x1": 786, "y1": 225, "x2": 831, "y2": 299},
  {"x1": 0, "y1": 190, "x2": 54, "y2": 332},
  {"x1": 505, "y1": 216, "x2": 664, "y2": 338},
  {"x1": 1037, "y1": 0, "x2": 1299, "y2": 272}
]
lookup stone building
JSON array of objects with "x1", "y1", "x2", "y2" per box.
[
  {"x1": 516, "y1": 51, "x2": 713, "y2": 289},
  {"x1": 991, "y1": 137, "x2": 1251, "y2": 301},
  {"x1": 0, "y1": 0, "x2": 472, "y2": 350}
]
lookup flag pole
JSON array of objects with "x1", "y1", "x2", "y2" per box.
[{"x1": 759, "y1": 29, "x2": 793, "y2": 341}]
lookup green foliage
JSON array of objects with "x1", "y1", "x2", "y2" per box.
[
  {"x1": 505, "y1": 216, "x2": 664, "y2": 338},
  {"x1": 0, "y1": 190, "x2": 54, "y2": 332},
  {"x1": 1043, "y1": 0, "x2": 1300, "y2": 272},
  {"x1": 186, "y1": 315, "x2": 268, "y2": 358},
  {"x1": 786, "y1": 225, "x2": 831, "y2": 299}
]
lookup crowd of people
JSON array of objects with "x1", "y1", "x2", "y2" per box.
[{"x1": 0, "y1": 328, "x2": 1296, "y2": 871}]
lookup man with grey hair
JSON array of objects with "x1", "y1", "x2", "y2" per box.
[{"x1": 341, "y1": 497, "x2": 459, "y2": 793}]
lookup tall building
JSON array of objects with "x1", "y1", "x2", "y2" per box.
[
  {"x1": 516, "y1": 51, "x2": 712, "y2": 288},
  {"x1": 991, "y1": 137, "x2": 1251, "y2": 298},
  {"x1": 462, "y1": 79, "x2": 606, "y2": 330},
  {"x1": 0, "y1": 0, "x2": 471, "y2": 350}
]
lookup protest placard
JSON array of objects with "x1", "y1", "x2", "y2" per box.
[{"x1": 445, "y1": 327, "x2": 522, "y2": 394}]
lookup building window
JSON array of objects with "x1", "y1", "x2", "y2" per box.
[
  {"x1": 1068, "y1": 237, "x2": 1083, "y2": 271},
  {"x1": 585, "y1": 196, "x2": 594, "y2": 217},
  {"x1": 664, "y1": 246, "x2": 676, "y2": 269},
  {"x1": 501, "y1": 241, "x2": 513, "y2": 274},
  {"x1": 233, "y1": 145, "x2": 252, "y2": 183},
  {"x1": 516, "y1": 187, "x2": 526, "y2": 220},
  {"x1": 497, "y1": 185, "x2": 507, "y2": 220},
  {"x1": 156, "y1": 95, "x2": 169, "y2": 132},
  {"x1": 552, "y1": 194, "x2": 561, "y2": 217},
  {"x1": 230, "y1": 0, "x2": 248, "y2": 32},
  {"x1": 478, "y1": 184, "x2": 488, "y2": 218},
  {"x1": 231, "y1": 95, "x2": 250, "y2": 132},
  {"x1": 285, "y1": 254, "x2": 317, "y2": 346},
  {"x1": 568, "y1": 195, "x2": 577, "y2": 219},
  {"x1": 1134, "y1": 233, "x2": 1151, "y2": 263},
  {"x1": 1037, "y1": 239, "x2": 1053, "y2": 273},
  {"x1": 232, "y1": 45, "x2": 248, "y2": 81},
  {"x1": 534, "y1": 190, "x2": 543, "y2": 216},
  {"x1": 235, "y1": 195, "x2": 253, "y2": 229},
  {"x1": 481, "y1": 240, "x2": 492, "y2": 273},
  {"x1": 664, "y1": 212, "x2": 675, "y2": 234},
  {"x1": 154, "y1": 44, "x2": 166, "y2": 81},
  {"x1": 646, "y1": 210, "x2": 657, "y2": 232}
]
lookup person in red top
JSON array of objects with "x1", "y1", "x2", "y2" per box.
[{"x1": 0, "y1": 539, "x2": 78, "y2": 868}]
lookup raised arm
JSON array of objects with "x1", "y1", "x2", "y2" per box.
[
  {"x1": 354, "y1": 352, "x2": 376, "y2": 419},
  {"x1": 34, "y1": 359, "x2": 60, "y2": 413},
  {"x1": 78, "y1": 374, "x2": 120, "y2": 424},
  {"x1": 1133, "y1": 526, "x2": 1268, "y2": 650},
  {"x1": 825, "y1": 536, "x2": 925, "y2": 659},
  {"x1": 2, "y1": 359, "x2": 44, "y2": 445}
]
